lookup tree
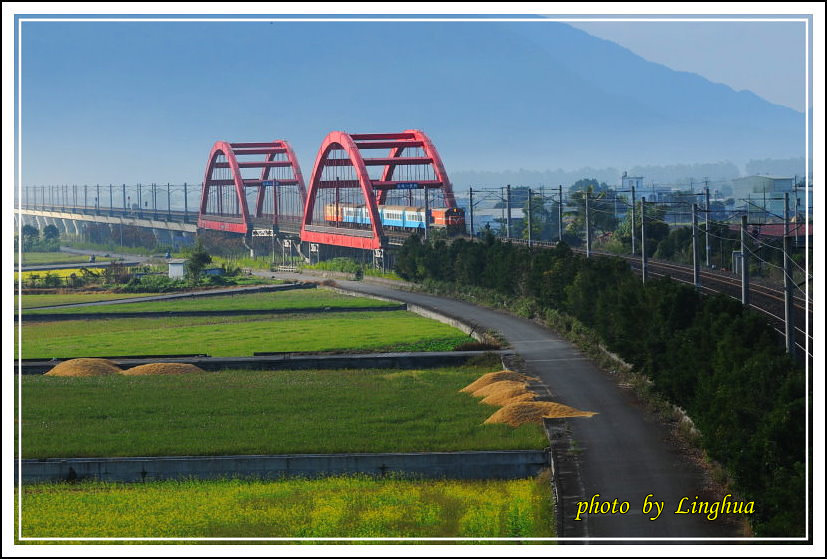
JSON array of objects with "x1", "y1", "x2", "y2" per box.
[
  {"x1": 43, "y1": 224, "x2": 60, "y2": 240},
  {"x1": 185, "y1": 239, "x2": 212, "y2": 284},
  {"x1": 614, "y1": 200, "x2": 668, "y2": 249},
  {"x1": 567, "y1": 187, "x2": 618, "y2": 238},
  {"x1": 568, "y1": 178, "x2": 611, "y2": 196},
  {"x1": 521, "y1": 193, "x2": 559, "y2": 241},
  {"x1": 21, "y1": 224, "x2": 39, "y2": 240}
]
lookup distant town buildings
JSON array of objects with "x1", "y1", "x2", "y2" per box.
[
  {"x1": 731, "y1": 175, "x2": 797, "y2": 221},
  {"x1": 621, "y1": 171, "x2": 644, "y2": 191}
]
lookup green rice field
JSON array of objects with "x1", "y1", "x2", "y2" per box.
[
  {"x1": 16, "y1": 475, "x2": 554, "y2": 540},
  {"x1": 17, "y1": 363, "x2": 547, "y2": 458},
  {"x1": 23, "y1": 289, "x2": 393, "y2": 313},
  {"x1": 16, "y1": 311, "x2": 470, "y2": 358},
  {"x1": 15, "y1": 292, "x2": 165, "y2": 309}
]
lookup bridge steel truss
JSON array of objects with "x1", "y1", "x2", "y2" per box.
[
  {"x1": 300, "y1": 130, "x2": 457, "y2": 250},
  {"x1": 198, "y1": 140, "x2": 307, "y2": 235}
]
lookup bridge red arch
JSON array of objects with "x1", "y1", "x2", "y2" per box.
[
  {"x1": 301, "y1": 130, "x2": 456, "y2": 250},
  {"x1": 198, "y1": 140, "x2": 306, "y2": 234}
]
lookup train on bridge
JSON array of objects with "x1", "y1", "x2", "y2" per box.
[
  {"x1": 17, "y1": 129, "x2": 464, "y2": 253},
  {"x1": 323, "y1": 203, "x2": 465, "y2": 233}
]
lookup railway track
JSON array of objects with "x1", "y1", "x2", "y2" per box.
[{"x1": 578, "y1": 248, "x2": 814, "y2": 360}]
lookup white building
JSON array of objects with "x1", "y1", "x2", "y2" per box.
[{"x1": 168, "y1": 259, "x2": 187, "y2": 279}]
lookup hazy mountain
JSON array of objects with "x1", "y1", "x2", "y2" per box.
[{"x1": 281, "y1": 22, "x2": 804, "y2": 175}]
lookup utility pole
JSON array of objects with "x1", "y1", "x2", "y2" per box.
[
  {"x1": 506, "y1": 184, "x2": 512, "y2": 239},
  {"x1": 122, "y1": 184, "x2": 127, "y2": 212},
  {"x1": 109, "y1": 184, "x2": 114, "y2": 216},
  {"x1": 424, "y1": 186, "x2": 430, "y2": 240},
  {"x1": 527, "y1": 187, "x2": 533, "y2": 247},
  {"x1": 704, "y1": 184, "x2": 710, "y2": 267},
  {"x1": 741, "y1": 215, "x2": 750, "y2": 307},
  {"x1": 641, "y1": 197, "x2": 647, "y2": 283},
  {"x1": 84, "y1": 184, "x2": 88, "y2": 210},
  {"x1": 96, "y1": 184, "x2": 100, "y2": 215},
  {"x1": 793, "y1": 180, "x2": 800, "y2": 246},
  {"x1": 692, "y1": 203, "x2": 700, "y2": 288},
  {"x1": 631, "y1": 183, "x2": 637, "y2": 256},
  {"x1": 469, "y1": 187, "x2": 474, "y2": 237},
  {"x1": 631, "y1": 185, "x2": 636, "y2": 255},
  {"x1": 138, "y1": 183, "x2": 142, "y2": 218},
  {"x1": 784, "y1": 234, "x2": 796, "y2": 357},
  {"x1": 184, "y1": 182, "x2": 189, "y2": 222},
  {"x1": 585, "y1": 191, "x2": 591, "y2": 257},
  {"x1": 557, "y1": 185, "x2": 563, "y2": 242},
  {"x1": 783, "y1": 192, "x2": 795, "y2": 356},
  {"x1": 167, "y1": 183, "x2": 172, "y2": 221}
]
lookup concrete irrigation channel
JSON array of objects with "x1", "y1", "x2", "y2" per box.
[
  {"x1": 19, "y1": 350, "x2": 514, "y2": 375},
  {"x1": 16, "y1": 450, "x2": 549, "y2": 484}
]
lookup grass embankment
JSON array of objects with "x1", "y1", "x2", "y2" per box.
[
  {"x1": 17, "y1": 364, "x2": 547, "y2": 457},
  {"x1": 16, "y1": 475, "x2": 554, "y2": 540},
  {"x1": 301, "y1": 256, "x2": 403, "y2": 281},
  {"x1": 23, "y1": 290, "x2": 393, "y2": 314},
  {"x1": 15, "y1": 293, "x2": 166, "y2": 309},
  {"x1": 15, "y1": 252, "x2": 114, "y2": 266},
  {"x1": 16, "y1": 311, "x2": 471, "y2": 358}
]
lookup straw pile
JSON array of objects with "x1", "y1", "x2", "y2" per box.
[
  {"x1": 462, "y1": 369, "x2": 597, "y2": 427},
  {"x1": 460, "y1": 370, "x2": 537, "y2": 393},
  {"x1": 473, "y1": 380, "x2": 537, "y2": 407},
  {"x1": 121, "y1": 363, "x2": 207, "y2": 376},
  {"x1": 484, "y1": 401, "x2": 597, "y2": 427},
  {"x1": 44, "y1": 358, "x2": 122, "y2": 377}
]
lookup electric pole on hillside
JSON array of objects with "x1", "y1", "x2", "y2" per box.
[
  {"x1": 558, "y1": 185, "x2": 563, "y2": 242},
  {"x1": 468, "y1": 187, "x2": 474, "y2": 237},
  {"x1": 704, "y1": 182, "x2": 711, "y2": 267},
  {"x1": 641, "y1": 197, "x2": 647, "y2": 283},
  {"x1": 783, "y1": 192, "x2": 795, "y2": 357},
  {"x1": 424, "y1": 186, "x2": 430, "y2": 241},
  {"x1": 527, "y1": 188, "x2": 533, "y2": 248},
  {"x1": 585, "y1": 191, "x2": 591, "y2": 258},
  {"x1": 692, "y1": 203, "x2": 700, "y2": 288},
  {"x1": 631, "y1": 184, "x2": 636, "y2": 256},
  {"x1": 741, "y1": 215, "x2": 750, "y2": 307},
  {"x1": 506, "y1": 184, "x2": 512, "y2": 239}
]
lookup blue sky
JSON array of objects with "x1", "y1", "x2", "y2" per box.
[{"x1": 16, "y1": 16, "x2": 811, "y2": 185}]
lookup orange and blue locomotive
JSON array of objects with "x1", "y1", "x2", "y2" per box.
[{"x1": 324, "y1": 203, "x2": 465, "y2": 233}]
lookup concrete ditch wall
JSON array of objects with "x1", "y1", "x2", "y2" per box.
[
  {"x1": 16, "y1": 450, "x2": 549, "y2": 484},
  {"x1": 20, "y1": 350, "x2": 514, "y2": 375}
]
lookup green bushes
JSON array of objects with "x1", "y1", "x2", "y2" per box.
[
  {"x1": 118, "y1": 274, "x2": 188, "y2": 293},
  {"x1": 395, "y1": 234, "x2": 805, "y2": 537}
]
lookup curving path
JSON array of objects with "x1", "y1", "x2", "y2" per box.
[{"x1": 267, "y1": 271, "x2": 740, "y2": 540}]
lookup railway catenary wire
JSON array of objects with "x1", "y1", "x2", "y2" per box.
[
  {"x1": 623, "y1": 259, "x2": 811, "y2": 358},
  {"x1": 574, "y1": 247, "x2": 814, "y2": 358}
]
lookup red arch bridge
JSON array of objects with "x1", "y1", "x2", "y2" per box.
[
  {"x1": 17, "y1": 130, "x2": 465, "y2": 259},
  {"x1": 199, "y1": 130, "x2": 463, "y2": 250}
]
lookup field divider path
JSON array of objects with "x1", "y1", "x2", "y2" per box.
[
  {"x1": 21, "y1": 282, "x2": 313, "y2": 310},
  {"x1": 17, "y1": 304, "x2": 407, "y2": 322}
]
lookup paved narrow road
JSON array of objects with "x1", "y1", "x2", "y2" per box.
[{"x1": 268, "y1": 272, "x2": 739, "y2": 540}]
